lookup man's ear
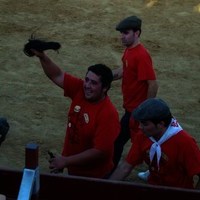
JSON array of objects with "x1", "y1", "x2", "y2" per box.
[
  {"x1": 102, "y1": 87, "x2": 108, "y2": 94},
  {"x1": 134, "y1": 30, "x2": 140, "y2": 37},
  {"x1": 157, "y1": 121, "x2": 165, "y2": 128}
]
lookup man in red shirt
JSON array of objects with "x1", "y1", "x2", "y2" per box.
[
  {"x1": 112, "y1": 16, "x2": 159, "y2": 176},
  {"x1": 109, "y1": 98, "x2": 200, "y2": 189},
  {"x1": 29, "y1": 50, "x2": 120, "y2": 178}
]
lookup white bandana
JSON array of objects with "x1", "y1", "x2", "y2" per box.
[{"x1": 149, "y1": 118, "x2": 182, "y2": 170}]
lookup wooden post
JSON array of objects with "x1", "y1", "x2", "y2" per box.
[
  {"x1": 17, "y1": 143, "x2": 40, "y2": 200},
  {"x1": 25, "y1": 143, "x2": 39, "y2": 169},
  {"x1": 26, "y1": 143, "x2": 40, "y2": 200}
]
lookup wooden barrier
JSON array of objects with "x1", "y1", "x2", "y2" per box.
[
  {"x1": 0, "y1": 143, "x2": 200, "y2": 200},
  {"x1": 1, "y1": 167, "x2": 200, "y2": 200}
]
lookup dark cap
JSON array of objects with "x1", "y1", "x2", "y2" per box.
[
  {"x1": 116, "y1": 16, "x2": 142, "y2": 31},
  {"x1": 132, "y1": 98, "x2": 171, "y2": 121}
]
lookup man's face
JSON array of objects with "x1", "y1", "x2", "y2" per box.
[
  {"x1": 120, "y1": 29, "x2": 137, "y2": 47},
  {"x1": 139, "y1": 120, "x2": 162, "y2": 139},
  {"x1": 83, "y1": 71, "x2": 106, "y2": 102}
]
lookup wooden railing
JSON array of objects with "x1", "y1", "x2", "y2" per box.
[{"x1": 0, "y1": 143, "x2": 200, "y2": 200}]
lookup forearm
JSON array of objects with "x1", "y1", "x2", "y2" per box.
[
  {"x1": 112, "y1": 67, "x2": 123, "y2": 80},
  {"x1": 50, "y1": 148, "x2": 104, "y2": 170},
  {"x1": 33, "y1": 51, "x2": 64, "y2": 88},
  {"x1": 109, "y1": 161, "x2": 132, "y2": 181},
  {"x1": 194, "y1": 175, "x2": 200, "y2": 189},
  {"x1": 39, "y1": 53, "x2": 63, "y2": 80},
  {"x1": 147, "y1": 80, "x2": 159, "y2": 98},
  {"x1": 64, "y1": 148, "x2": 104, "y2": 167}
]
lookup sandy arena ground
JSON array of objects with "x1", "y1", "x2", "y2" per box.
[{"x1": 0, "y1": 0, "x2": 200, "y2": 183}]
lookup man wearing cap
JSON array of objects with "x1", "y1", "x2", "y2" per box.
[
  {"x1": 112, "y1": 16, "x2": 159, "y2": 177},
  {"x1": 109, "y1": 98, "x2": 200, "y2": 189}
]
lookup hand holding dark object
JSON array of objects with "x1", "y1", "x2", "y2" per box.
[
  {"x1": 48, "y1": 151, "x2": 64, "y2": 174},
  {"x1": 48, "y1": 150, "x2": 55, "y2": 159},
  {"x1": 0, "y1": 117, "x2": 10, "y2": 146},
  {"x1": 23, "y1": 36, "x2": 61, "y2": 57}
]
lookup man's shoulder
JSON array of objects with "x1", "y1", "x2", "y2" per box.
[
  {"x1": 126, "y1": 43, "x2": 151, "y2": 58},
  {"x1": 99, "y1": 96, "x2": 119, "y2": 115},
  {"x1": 137, "y1": 44, "x2": 151, "y2": 55},
  {"x1": 173, "y1": 129, "x2": 196, "y2": 143}
]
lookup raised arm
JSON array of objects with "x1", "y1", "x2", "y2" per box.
[{"x1": 32, "y1": 50, "x2": 65, "y2": 89}]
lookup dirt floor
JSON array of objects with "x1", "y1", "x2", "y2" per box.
[{"x1": 0, "y1": 0, "x2": 200, "y2": 183}]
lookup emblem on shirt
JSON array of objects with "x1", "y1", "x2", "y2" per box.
[
  {"x1": 74, "y1": 105, "x2": 81, "y2": 112},
  {"x1": 84, "y1": 113, "x2": 89, "y2": 123},
  {"x1": 125, "y1": 59, "x2": 128, "y2": 68}
]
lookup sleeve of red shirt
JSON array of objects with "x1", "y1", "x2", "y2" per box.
[
  {"x1": 63, "y1": 73, "x2": 83, "y2": 99},
  {"x1": 126, "y1": 131, "x2": 144, "y2": 167},
  {"x1": 137, "y1": 49, "x2": 156, "y2": 81}
]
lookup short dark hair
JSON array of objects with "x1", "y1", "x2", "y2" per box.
[{"x1": 87, "y1": 64, "x2": 113, "y2": 92}]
